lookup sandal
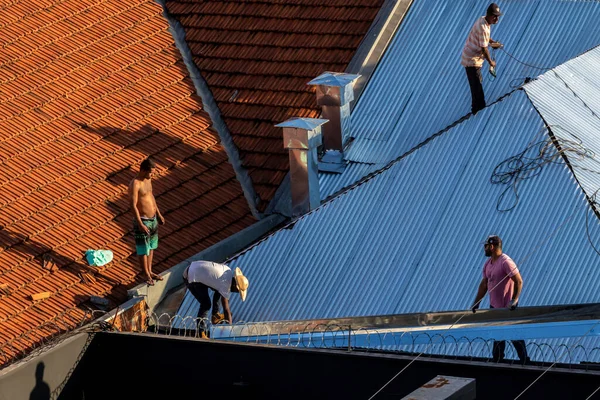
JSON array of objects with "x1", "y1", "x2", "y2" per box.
[{"x1": 151, "y1": 273, "x2": 163, "y2": 281}]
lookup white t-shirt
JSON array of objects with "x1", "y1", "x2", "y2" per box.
[
  {"x1": 461, "y1": 16, "x2": 491, "y2": 67},
  {"x1": 185, "y1": 261, "x2": 232, "y2": 300}
]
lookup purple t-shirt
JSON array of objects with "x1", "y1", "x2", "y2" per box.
[{"x1": 483, "y1": 253, "x2": 519, "y2": 308}]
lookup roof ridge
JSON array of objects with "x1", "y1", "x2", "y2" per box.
[
  {"x1": 226, "y1": 88, "x2": 524, "y2": 262},
  {"x1": 322, "y1": 89, "x2": 522, "y2": 204}
]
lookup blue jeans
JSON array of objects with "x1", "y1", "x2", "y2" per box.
[{"x1": 186, "y1": 282, "x2": 221, "y2": 334}]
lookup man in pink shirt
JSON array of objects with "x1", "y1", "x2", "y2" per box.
[
  {"x1": 461, "y1": 3, "x2": 504, "y2": 114},
  {"x1": 471, "y1": 235, "x2": 528, "y2": 363}
]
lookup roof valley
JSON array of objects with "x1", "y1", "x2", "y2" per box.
[{"x1": 156, "y1": 0, "x2": 261, "y2": 219}]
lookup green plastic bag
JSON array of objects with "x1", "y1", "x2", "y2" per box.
[{"x1": 85, "y1": 249, "x2": 113, "y2": 267}]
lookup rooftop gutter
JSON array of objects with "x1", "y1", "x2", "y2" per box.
[{"x1": 211, "y1": 303, "x2": 600, "y2": 337}]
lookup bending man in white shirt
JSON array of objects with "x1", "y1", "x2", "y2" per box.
[{"x1": 183, "y1": 260, "x2": 249, "y2": 338}]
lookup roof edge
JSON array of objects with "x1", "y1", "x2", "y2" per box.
[
  {"x1": 156, "y1": 0, "x2": 261, "y2": 218},
  {"x1": 345, "y1": 0, "x2": 415, "y2": 109}
]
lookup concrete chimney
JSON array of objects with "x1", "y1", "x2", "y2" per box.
[
  {"x1": 276, "y1": 117, "x2": 328, "y2": 217},
  {"x1": 307, "y1": 72, "x2": 360, "y2": 153}
]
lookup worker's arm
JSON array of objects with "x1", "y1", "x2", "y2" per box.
[
  {"x1": 221, "y1": 297, "x2": 233, "y2": 324},
  {"x1": 128, "y1": 181, "x2": 149, "y2": 235},
  {"x1": 490, "y1": 40, "x2": 503, "y2": 49},
  {"x1": 508, "y1": 272, "x2": 523, "y2": 310},
  {"x1": 482, "y1": 47, "x2": 496, "y2": 68},
  {"x1": 471, "y1": 277, "x2": 488, "y2": 312}
]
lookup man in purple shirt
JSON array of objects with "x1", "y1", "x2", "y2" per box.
[{"x1": 471, "y1": 235, "x2": 528, "y2": 363}]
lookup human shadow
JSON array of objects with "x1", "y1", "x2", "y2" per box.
[
  {"x1": 81, "y1": 123, "x2": 233, "y2": 274},
  {"x1": 29, "y1": 362, "x2": 50, "y2": 400}
]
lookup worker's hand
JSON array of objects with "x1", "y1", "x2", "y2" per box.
[
  {"x1": 508, "y1": 299, "x2": 518, "y2": 311},
  {"x1": 139, "y1": 224, "x2": 150, "y2": 236},
  {"x1": 158, "y1": 214, "x2": 165, "y2": 225},
  {"x1": 489, "y1": 60, "x2": 497, "y2": 69},
  {"x1": 471, "y1": 303, "x2": 479, "y2": 314},
  {"x1": 491, "y1": 42, "x2": 503, "y2": 49}
]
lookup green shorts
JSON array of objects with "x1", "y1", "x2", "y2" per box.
[{"x1": 133, "y1": 216, "x2": 158, "y2": 256}]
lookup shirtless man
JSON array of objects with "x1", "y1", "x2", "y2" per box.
[{"x1": 128, "y1": 158, "x2": 165, "y2": 285}]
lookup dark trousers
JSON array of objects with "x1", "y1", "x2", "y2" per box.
[
  {"x1": 493, "y1": 340, "x2": 528, "y2": 363},
  {"x1": 186, "y1": 282, "x2": 221, "y2": 333},
  {"x1": 490, "y1": 306, "x2": 529, "y2": 363},
  {"x1": 465, "y1": 67, "x2": 485, "y2": 114}
]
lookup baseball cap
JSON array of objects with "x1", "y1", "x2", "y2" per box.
[
  {"x1": 484, "y1": 235, "x2": 502, "y2": 246},
  {"x1": 487, "y1": 3, "x2": 503, "y2": 16}
]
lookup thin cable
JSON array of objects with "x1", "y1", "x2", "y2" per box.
[
  {"x1": 514, "y1": 319, "x2": 600, "y2": 400},
  {"x1": 491, "y1": 125, "x2": 595, "y2": 212},
  {"x1": 585, "y1": 384, "x2": 600, "y2": 400},
  {"x1": 368, "y1": 204, "x2": 581, "y2": 399},
  {"x1": 500, "y1": 47, "x2": 552, "y2": 71}
]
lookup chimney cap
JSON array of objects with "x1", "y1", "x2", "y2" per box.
[
  {"x1": 307, "y1": 72, "x2": 361, "y2": 87},
  {"x1": 275, "y1": 117, "x2": 328, "y2": 131}
]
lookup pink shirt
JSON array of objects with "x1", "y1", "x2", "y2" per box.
[
  {"x1": 483, "y1": 254, "x2": 519, "y2": 308},
  {"x1": 461, "y1": 16, "x2": 490, "y2": 67}
]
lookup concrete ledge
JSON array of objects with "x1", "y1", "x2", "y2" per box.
[
  {"x1": 0, "y1": 333, "x2": 90, "y2": 400},
  {"x1": 127, "y1": 214, "x2": 286, "y2": 313}
]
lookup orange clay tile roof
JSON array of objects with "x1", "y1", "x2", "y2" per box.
[
  {"x1": 165, "y1": 0, "x2": 385, "y2": 210},
  {"x1": 0, "y1": 0, "x2": 255, "y2": 365}
]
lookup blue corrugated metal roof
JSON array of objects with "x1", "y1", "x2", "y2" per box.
[
  {"x1": 320, "y1": 0, "x2": 600, "y2": 199},
  {"x1": 524, "y1": 49, "x2": 600, "y2": 204},
  {"x1": 178, "y1": 86, "x2": 600, "y2": 323}
]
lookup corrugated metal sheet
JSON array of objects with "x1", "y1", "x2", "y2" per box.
[
  {"x1": 524, "y1": 47, "x2": 600, "y2": 202},
  {"x1": 178, "y1": 89, "x2": 600, "y2": 323},
  {"x1": 323, "y1": 0, "x2": 600, "y2": 199}
]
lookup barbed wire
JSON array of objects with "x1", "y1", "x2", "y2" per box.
[{"x1": 98, "y1": 313, "x2": 600, "y2": 368}]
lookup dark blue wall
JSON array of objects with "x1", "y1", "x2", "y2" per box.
[{"x1": 59, "y1": 332, "x2": 600, "y2": 400}]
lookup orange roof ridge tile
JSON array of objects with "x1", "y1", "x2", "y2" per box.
[
  {"x1": 0, "y1": 60, "x2": 181, "y2": 160},
  {"x1": 0, "y1": 91, "x2": 198, "y2": 196},
  {"x1": 0, "y1": 32, "x2": 171, "y2": 104},
  {"x1": 1, "y1": 0, "x2": 155, "y2": 68},
  {"x1": 1, "y1": 0, "x2": 107, "y2": 34},
  {"x1": 0, "y1": 0, "x2": 69, "y2": 29},
  {"x1": 0, "y1": 0, "x2": 257, "y2": 365}
]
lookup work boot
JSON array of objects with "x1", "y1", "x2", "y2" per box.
[{"x1": 211, "y1": 313, "x2": 225, "y2": 325}]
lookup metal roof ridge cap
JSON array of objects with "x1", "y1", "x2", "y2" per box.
[
  {"x1": 346, "y1": 0, "x2": 415, "y2": 110},
  {"x1": 155, "y1": 0, "x2": 261, "y2": 219},
  {"x1": 238, "y1": 89, "x2": 524, "y2": 261}
]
